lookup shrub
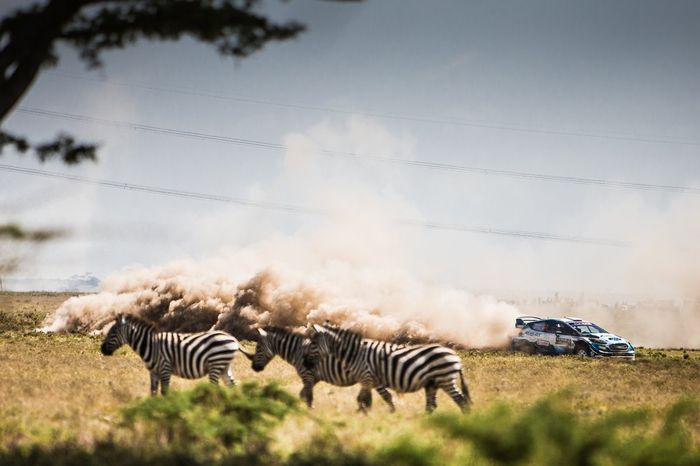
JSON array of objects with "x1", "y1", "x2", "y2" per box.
[
  {"x1": 120, "y1": 382, "x2": 298, "y2": 460},
  {"x1": 429, "y1": 393, "x2": 700, "y2": 466},
  {"x1": 284, "y1": 431, "x2": 371, "y2": 466},
  {"x1": 372, "y1": 435, "x2": 445, "y2": 466},
  {"x1": 2, "y1": 388, "x2": 698, "y2": 466}
]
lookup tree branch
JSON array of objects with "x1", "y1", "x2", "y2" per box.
[
  {"x1": 0, "y1": 223, "x2": 65, "y2": 242},
  {"x1": 0, "y1": 0, "x2": 308, "y2": 165},
  {"x1": 61, "y1": 0, "x2": 305, "y2": 68},
  {"x1": 1, "y1": 130, "x2": 97, "y2": 164},
  {"x1": 0, "y1": 0, "x2": 88, "y2": 121}
]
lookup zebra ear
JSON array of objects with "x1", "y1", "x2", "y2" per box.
[
  {"x1": 119, "y1": 314, "x2": 126, "y2": 324},
  {"x1": 257, "y1": 328, "x2": 268, "y2": 337},
  {"x1": 312, "y1": 324, "x2": 325, "y2": 334}
]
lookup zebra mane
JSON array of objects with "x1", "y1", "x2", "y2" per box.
[
  {"x1": 320, "y1": 324, "x2": 406, "y2": 349},
  {"x1": 322, "y1": 324, "x2": 359, "y2": 337},
  {"x1": 321, "y1": 325, "x2": 364, "y2": 344},
  {"x1": 120, "y1": 314, "x2": 158, "y2": 332},
  {"x1": 262, "y1": 325, "x2": 302, "y2": 334},
  {"x1": 261, "y1": 326, "x2": 307, "y2": 340}
]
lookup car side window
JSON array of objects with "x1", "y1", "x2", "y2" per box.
[
  {"x1": 531, "y1": 322, "x2": 545, "y2": 332},
  {"x1": 543, "y1": 321, "x2": 557, "y2": 333},
  {"x1": 552, "y1": 322, "x2": 569, "y2": 334}
]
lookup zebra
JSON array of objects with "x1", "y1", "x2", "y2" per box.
[
  {"x1": 251, "y1": 326, "x2": 395, "y2": 411},
  {"x1": 308, "y1": 324, "x2": 472, "y2": 413},
  {"x1": 100, "y1": 314, "x2": 253, "y2": 395}
]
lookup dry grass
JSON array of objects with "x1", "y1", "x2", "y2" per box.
[
  {"x1": 0, "y1": 292, "x2": 76, "y2": 332},
  {"x1": 1, "y1": 291, "x2": 699, "y2": 451}
]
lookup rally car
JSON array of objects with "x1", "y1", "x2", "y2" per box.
[{"x1": 511, "y1": 316, "x2": 635, "y2": 360}]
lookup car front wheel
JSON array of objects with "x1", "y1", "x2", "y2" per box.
[{"x1": 575, "y1": 345, "x2": 591, "y2": 357}]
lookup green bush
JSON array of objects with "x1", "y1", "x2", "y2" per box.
[
  {"x1": 120, "y1": 382, "x2": 298, "y2": 459},
  {"x1": 372, "y1": 435, "x2": 445, "y2": 466},
  {"x1": 1, "y1": 389, "x2": 698, "y2": 466},
  {"x1": 429, "y1": 393, "x2": 700, "y2": 466},
  {"x1": 0, "y1": 382, "x2": 298, "y2": 466},
  {"x1": 284, "y1": 431, "x2": 371, "y2": 466},
  {"x1": 0, "y1": 441, "x2": 198, "y2": 466}
]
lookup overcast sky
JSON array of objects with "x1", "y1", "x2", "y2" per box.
[{"x1": 1, "y1": 0, "x2": 699, "y2": 297}]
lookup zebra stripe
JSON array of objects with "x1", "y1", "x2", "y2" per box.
[
  {"x1": 101, "y1": 314, "x2": 251, "y2": 395},
  {"x1": 309, "y1": 324, "x2": 471, "y2": 413},
  {"x1": 251, "y1": 327, "x2": 395, "y2": 410}
]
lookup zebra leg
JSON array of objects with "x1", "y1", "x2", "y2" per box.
[
  {"x1": 356, "y1": 373, "x2": 377, "y2": 413},
  {"x1": 208, "y1": 369, "x2": 222, "y2": 385},
  {"x1": 221, "y1": 368, "x2": 236, "y2": 386},
  {"x1": 375, "y1": 386, "x2": 395, "y2": 412},
  {"x1": 356, "y1": 379, "x2": 375, "y2": 413},
  {"x1": 150, "y1": 371, "x2": 159, "y2": 396},
  {"x1": 356, "y1": 387, "x2": 373, "y2": 414},
  {"x1": 440, "y1": 380, "x2": 468, "y2": 412},
  {"x1": 425, "y1": 384, "x2": 438, "y2": 413},
  {"x1": 299, "y1": 379, "x2": 316, "y2": 408},
  {"x1": 159, "y1": 372, "x2": 171, "y2": 395}
]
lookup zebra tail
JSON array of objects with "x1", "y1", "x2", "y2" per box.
[
  {"x1": 460, "y1": 370, "x2": 472, "y2": 405},
  {"x1": 238, "y1": 346, "x2": 255, "y2": 361}
]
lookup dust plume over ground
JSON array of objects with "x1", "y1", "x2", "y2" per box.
[
  {"x1": 39, "y1": 117, "x2": 521, "y2": 347},
  {"x1": 584, "y1": 194, "x2": 700, "y2": 348},
  {"x1": 512, "y1": 194, "x2": 700, "y2": 349},
  {"x1": 41, "y1": 252, "x2": 520, "y2": 347},
  {"x1": 34, "y1": 118, "x2": 700, "y2": 349}
]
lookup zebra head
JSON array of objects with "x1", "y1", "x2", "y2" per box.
[
  {"x1": 251, "y1": 328, "x2": 275, "y2": 372},
  {"x1": 100, "y1": 314, "x2": 129, "y2": 356},
  {"x1": 308, "y1": 324, "x2": 339, "y2": 358},
  {"x1": 309, "y1": 324, "x2": 361, "y2": 361}
]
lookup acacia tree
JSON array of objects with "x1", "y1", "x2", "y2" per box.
[
  {"x1": 0, "y1": 0, "x2": 359, "y2": 282},
  {"x1": 0, "y1": 0, "x2": 315, "y2": 164}
]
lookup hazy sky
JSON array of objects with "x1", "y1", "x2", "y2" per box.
[{"x1": 1, "y1": 0, "x2": 699, "y2": 297}]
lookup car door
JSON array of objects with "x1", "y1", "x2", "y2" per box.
[
  {"x1": 551, "y1": 321, "x2": 576, "y2": 354},
  {"x1": 529, "y1": 321, "x2": 554, "y2": 351},
  {"x1": 539, "y1": 320, "x2": 559, "y2": 352}
]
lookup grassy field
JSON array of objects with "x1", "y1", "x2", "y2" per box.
[{"x1": 1, "y1": 292, "x2": 699, "y2": 464}]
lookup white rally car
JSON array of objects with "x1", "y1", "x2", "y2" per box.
[{"x1": 511, "y1": 316, "x2": 635, "y2": 360}]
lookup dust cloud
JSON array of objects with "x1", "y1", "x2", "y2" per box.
[
  {"x1": 37, "y1": 117, "x2": 520, "y2": 347},
  {"x1": 37, "y1": 118, "x2": 700, "y2": 349},
  {"x1": 41, "y1": 252, "x2": 520, "y2": 348},
  {"x1": 512, "y1": 194, "x2": 700, "y2": 349}
]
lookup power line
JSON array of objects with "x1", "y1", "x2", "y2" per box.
[
  {"x1": 0, "y1": 163, "x2": 629, "y2": 247},
  {"x1": 48, "y1": 71, "x2": 700, "y2": 147},
  {"x1": 17, "y1": 106, "x2": 700, "y2": 195},
  {"x1": 0, "y1": 163, "x2": 319, "y2": 215}
]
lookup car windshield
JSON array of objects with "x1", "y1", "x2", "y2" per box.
[{"x1": 572, "y1": 323, "x2": 607, "y2": 334}]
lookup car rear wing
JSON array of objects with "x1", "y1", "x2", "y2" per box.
[{"x1": 515, "y1": 316, "x2": 541, "y2": 328}]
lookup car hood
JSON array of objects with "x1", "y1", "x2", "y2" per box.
[{"x1": 584, "y1": 333, "x2": 630, "y2": 345}]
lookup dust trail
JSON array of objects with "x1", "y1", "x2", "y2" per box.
[
  {"x1": 577, "y1": 194, "x2": 700, "y2": 348},
  {"x1": 41, "y1": 251, "x2": 520, "y2": 348},
  {"x1": 38, "y1": 117, "x2": 700, "y2": 348}
]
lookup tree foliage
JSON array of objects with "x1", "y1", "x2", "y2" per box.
[
  {"x1": 0, "y1": 0, "x2": 308, "y2": 164},
  {"x1": 0, "y1": 223, "x2": 64, "y2": 242}
]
